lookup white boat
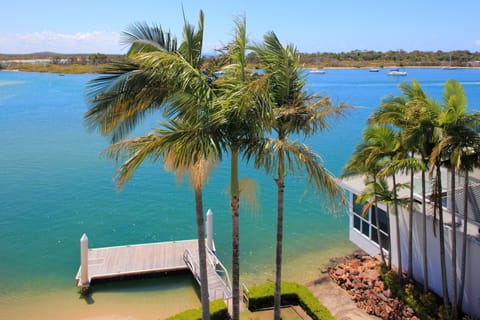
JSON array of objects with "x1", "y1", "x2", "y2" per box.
[
  {"x1": 443, "y1": 55, "x2": 457, "y2": 70},
  {"x1": 369, "y1": 68, "x2": 380, "y2": 72},
  {"x1": 387, "y1": 69, "x2": 407, "y2": 76},
  {"x1": 309, "y1": 69, "x2": 326, "y2": 74}
]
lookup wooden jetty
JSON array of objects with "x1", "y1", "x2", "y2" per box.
[{"x1": 75, "y1": 210, "x2": 232, "y2": 301}]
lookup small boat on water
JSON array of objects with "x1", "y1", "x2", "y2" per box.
[
  {"x1": 387, "y1": 68, "x2": 407, "y2": 76},
  {"x1": 369, "y1": 68, "x2": 380, "y2": 72},
  {"x1": 309, "y1": 68, "x2": 326, "y2": 74},
  {"x1": 443, "y1": 55, "x2": 457, "y2": 70}
]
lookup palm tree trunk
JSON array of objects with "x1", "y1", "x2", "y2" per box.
[
  {"x1": 274, "y1": 134, "x2": 286, "y2": 320},
  {"x1": 387, "y1": 206, "x2": 392, "y2": 270},
  {"x1": 437, "y1": 165, "x2": 450, "y2": 309},
  {"x1": 450, "y1": 167, "x2": 458, "y2": 318},
  {"x1": 422, "y1": 170, "x2": 429, "y2": 293},
  {"x1": 458, "y1": 170, "x2": 469, "y2": 311},
  {"x1": 373, "y1": 176, "x2": 386, "y2": 266},
  {"x1": 374, "y1": 202, "x2": 386, "y2": 265},
  {"x1": 274, "y1": 174, "x2": 285, "y2": 320},
  {"x1": 194, "y1": 188, "x2": 210, "y2": 320},
  {"x1": 407, "y1": 168, "x2": 414, "y2": 281},
  {"x1": 230, "y1": 146, "x2": 240, "y2": 320},
  {"x1": 392, "y1": 174, "x2": 403, "y2": 283}
]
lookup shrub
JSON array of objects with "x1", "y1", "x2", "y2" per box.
[
  {"x1": 247, "y1": 282, "x2": 335, "y2": 320},
  {"x1": 165, "y1": 299, "x2": 228, "y2": 320},
  {"x1": 379, "y1": 268, "x2": 443, "y2": 320}
]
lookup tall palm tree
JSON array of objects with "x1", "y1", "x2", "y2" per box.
[
  {"x1": 457, "y1": 146, "x2": 480, "y2": 312},
  {"x1": 215, "y1": 18, "x2": 272, "y2": 320},
  {"x1": 430, "y1": 80, "x2": 480, "y2": 318},
  {"x1": 102, "y1": 124, "x2": 220, "y2": 320},
  {"x1": 84, "y1": 12, "x2": 223, "y2": 319},
  {"x1": 362, "y1": 125, "x2": 406, "y2": 280},
  {"x1": 369, "y1": 80, "x2": 431, "y2": 282},
  {"x1": 401, "y1": 90, "x2": 438, "y2": 293},
  {"x1": 354, "y1": 176, "x2": 394, "y2": 268},
  {"x1": 342, "y1": 131, "x2": 389, "y2": 266},
  {"x1": 252, "y1": 32, "x2": 349, "y2": 320}
]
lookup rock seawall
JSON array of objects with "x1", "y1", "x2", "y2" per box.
[{"x1": 328, "y1": 251, "x2": 418, "y2": 320}]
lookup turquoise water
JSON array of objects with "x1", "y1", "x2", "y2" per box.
[{"x1": 1, "y1": 68, "x2": 480, "y2": 318}]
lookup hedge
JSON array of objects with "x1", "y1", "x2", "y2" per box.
[
  {"x1": 246, "y1": 282, "x2": 335, "y2": 320},
  {"x1": 165, "y1": 299, "x2": 229, "y2": 320}
]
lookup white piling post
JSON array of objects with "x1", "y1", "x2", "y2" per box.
[
  {"x1": 206, "y1": 209, "x2": 213, "y2": 252},
  {"x1": 80, "y1": 233, "x2": 89, "y2": 287}
]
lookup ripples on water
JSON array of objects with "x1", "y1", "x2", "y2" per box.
[{"x1": 1, "y1": 68, "x2": 480, "y2": 318}]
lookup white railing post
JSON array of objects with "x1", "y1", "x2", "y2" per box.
[
  {"x1": 80, "y1": 233, "x2": 89, "y2": 287},
  {"x1": 206, "y1": 209, "x2": 213, "y2": 252}
]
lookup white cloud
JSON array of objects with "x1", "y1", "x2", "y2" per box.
[
  {"x1": 0, "y1": 31, "x2": 124, "y2": 54},
  {"x1": 475, "y1": 40, "x2": 480, "y2": 46}
]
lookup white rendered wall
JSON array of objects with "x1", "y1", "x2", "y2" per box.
[{"x1": 348, "y1": 191, "x2": 480, "y2": 317}]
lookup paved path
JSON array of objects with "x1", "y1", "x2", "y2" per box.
[{"x1": 306, "y1": 275, "x2": 380, "y2": 320}]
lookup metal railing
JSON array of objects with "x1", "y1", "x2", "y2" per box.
[
  {"x1": 183, "y1": 249, "x2": 200, "y2": 283},
  {"x1": 207, "y1": 247, "x2": 232, "y2": 299},
  {"x1": 241, "y1": 282, "x2": 250, "y2": 307},
  {"x1": 183, "y1": 247, "x2": 233, "y2": 300}
]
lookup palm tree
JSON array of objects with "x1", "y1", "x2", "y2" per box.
[
  {"x1": 103, "y1": 124, "x2": 220, "y2": 320},
  {"x1": 369, "y1": 80, "x2": 431, "y2": 282},
  {"x1": 252, "y1": 32, "x2": 349, "y2": 320},
  {"x1": 354, "y1": 177, "x2": 394, "y2": 267},
  {"x1": 362, "y1": 125, "x2": 406, "y2": 280},
  {"x1": 430, "y1": 80, "x2": 480, "y2": 318},
  {"x1": 457, "y1": 146, "x2": 480, "y2": 312},
  {"x1": 215, "y1": 18, "x2": 272, "y2": 320},
  {"x1": 342, "y1": 131, "x2": 389, "y2": 266},
  {"x1": 84, "y1": 12, "x2": 222, "y2": 319},
  {"x1": 402, "y1": 92, "x2": 438, "y2": 293}
]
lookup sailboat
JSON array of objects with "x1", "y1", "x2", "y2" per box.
[{"x1": 443, "y1": 55, "x2": 457, "y2": 70}]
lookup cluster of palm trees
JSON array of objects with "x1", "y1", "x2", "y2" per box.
[
  {"x1": 84, "y1": 12, "x2": 348, "y2": 320},
  {"x1": 343, "y1": 79, "x2": 480, "y2": 319}
]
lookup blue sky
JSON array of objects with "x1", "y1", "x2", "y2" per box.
[{"x1": 1, "y1": 0, "x2": 479, "y2": 54}]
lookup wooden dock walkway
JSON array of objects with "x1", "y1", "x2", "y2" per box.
[
  {"x1": 75, "y1": 236, "x2": 231, "y2": 301},
  {"x1": 184, "y1": 247, "x2": 232, "y2": 301}
]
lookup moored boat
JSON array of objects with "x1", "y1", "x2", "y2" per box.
[
  {"x1": 387, "y1": 68, "x2": 407, "y2": 76},
  {"x1": 309, "y1": 68, "x2": 326, "y2": 74}
]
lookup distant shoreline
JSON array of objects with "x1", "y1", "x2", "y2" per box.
[{"x1": 2, "y1": 64, "x2": 479, "y2": 75}]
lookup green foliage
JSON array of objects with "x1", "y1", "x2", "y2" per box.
[
  {"x1": 3, "y1": 63, "x2": 109, "y2": 74},
  {"x1": 380, "y1": 267, "x2": 444, "y2": 320},
  {"x1": 247, "y1": 282, "x2": 335, "y2": 320},
  {"x1": 165, "y1": 299, "x2": 228, "y2": 320}
]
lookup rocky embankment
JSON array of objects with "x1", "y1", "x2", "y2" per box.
[{"x1": 328, "y1": 251, "x2": 418, "y2": 320}]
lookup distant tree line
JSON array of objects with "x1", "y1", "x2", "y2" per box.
[
  {"x1": 247, "y1": 50, "x2": 480, "y2": 68},
  {"x1": 0, "y1": 53, "x2": 124, "y2": 65},
  {"x1": 2, "y1": 50, "x2": 480, "y2": 73}
]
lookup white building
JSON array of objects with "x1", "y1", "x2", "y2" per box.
[{"x1": 339, "y1": 170, "x2": 480, "y2": 318}]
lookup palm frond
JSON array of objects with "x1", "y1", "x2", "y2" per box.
[
  {"x1": 122, "y1": 22, "x2": 178, "y2": 56},
  {"x1": 248, "y1": 137, "x2": 345, "y2": 203},
  {"x1": 84, "y1": 62, "x2": 173, "y2": 142}
]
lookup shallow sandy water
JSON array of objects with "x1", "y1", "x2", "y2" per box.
[{"x1": 0, "y1": 243, "x2": 355, "y2": 320}]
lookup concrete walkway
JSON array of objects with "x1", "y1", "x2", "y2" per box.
[{"x1": 306, "y1": 275, "x2": 380, "y2": 320}]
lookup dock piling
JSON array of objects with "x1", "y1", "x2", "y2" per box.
[
  {"x1": 80, "y1": 233, "x2": 89, "y2": 289},
  {"x1": 206, "y1": 209, "x2": 213, "y2": 252}
]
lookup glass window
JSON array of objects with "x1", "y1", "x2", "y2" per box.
[
  {"x1": 371, "y1": 226, "x2": 378, "y2": 244},
  {"x1": 362, "y1": 220, "x2": 370, "y2": 237},
  {"x1": 378, "y1": 208, "x2": 389, "y2": 233},
  {"x1": 381, "y1": 233, "x2": 390, "y2": 251},
  {"x1": 353, "y1": 194, "x2": 365, "y2": 215},
  {"x1": 351, "y1": 192, "x2": 390, "y2": 253},
  {"x1": 353, "y1": 215, "x2": 361, "y2": 231}
]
